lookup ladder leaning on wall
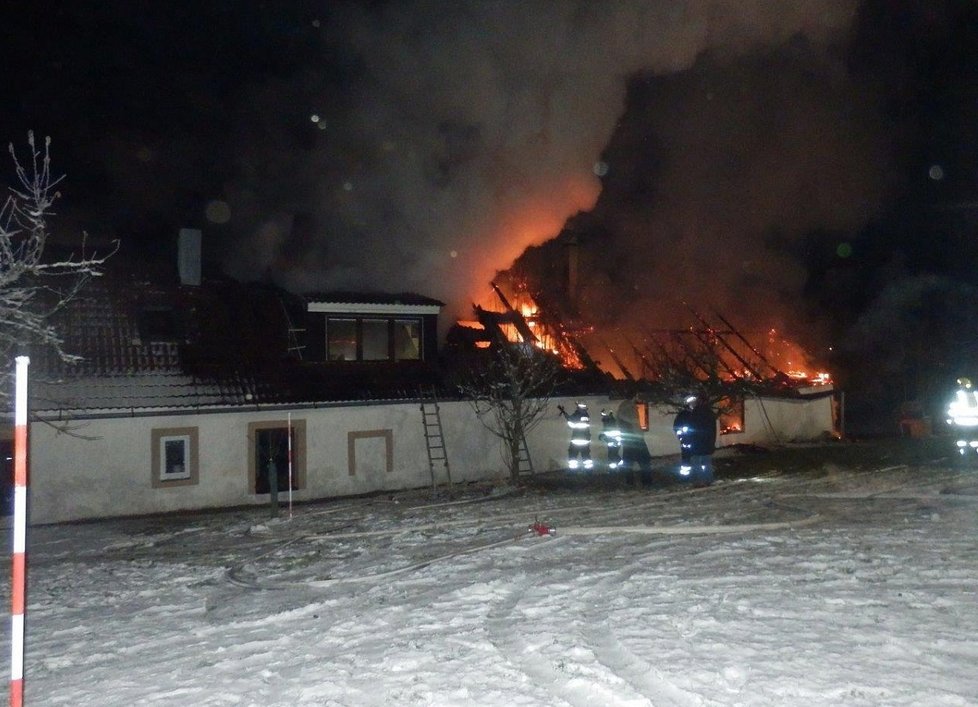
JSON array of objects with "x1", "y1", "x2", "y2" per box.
[
  {"x1": 419, "y1": 386, "x2": 453, "y2": 494},
  {"x1": 515, "y1": 428, "x2": 534, "y2": 476}
]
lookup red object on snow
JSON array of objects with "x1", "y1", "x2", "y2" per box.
[{"x1": 529, "y1": 522, "x2": 556, "y2": 536}]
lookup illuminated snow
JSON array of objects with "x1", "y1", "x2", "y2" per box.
[{"x1": 4, "y1": 458, "x2": 977, "y2": 705}]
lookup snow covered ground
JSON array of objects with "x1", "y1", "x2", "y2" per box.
[{"x1": 3, "y1": 441, "x2": 978, "y2": 706}]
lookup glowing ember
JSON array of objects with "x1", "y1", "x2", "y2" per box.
[{"x1": 462, "y1": 279, "x2": 832, "y2": 386}]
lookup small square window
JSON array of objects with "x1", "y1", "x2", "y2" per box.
[
  {"x1": 151, "y1": 427, "x2": 199, "y2": 488},
  {"x1": 161, "y1": 436, "x2": 191, "y2": 480}
]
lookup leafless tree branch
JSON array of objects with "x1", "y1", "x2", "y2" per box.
[
  {"x1": 1, "y1": 132, "x2": 117, "y2": 399},
  {"x1": 454, "y1": 342, "x2": 562, "y2": 483}
]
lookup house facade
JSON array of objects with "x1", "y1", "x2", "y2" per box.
[
  {"x1": 3, "y1": 267, "x2": 839, "y2": 525},
  {"x1": 23, "y1": 392, "x2": 836, "y2": 525}
]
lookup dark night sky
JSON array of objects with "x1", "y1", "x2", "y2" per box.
[{"x1": 3, "y1": 0, "x2": 978, "y2": 422}]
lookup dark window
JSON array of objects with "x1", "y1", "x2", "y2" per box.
[
  {"x1": 394, "y1": 319, "x2": 421, "y2": 360},
  {"x1": 362, "y1": 319, "x2": 390, "y2": 360},
  {"x1": 161, "y1": 436, "x2": 190, "y2": 479},
  {"x1": 323, "y1": 316, "x2": 422, "y2": 362},
  {"x1": 254, "y1": 427, "x2": 299, "y2": 494},
  {"x1": 326, "y1": 319, "x2": 357, "y2": 361},
  {"x1": 151, "y1": 427, "x2": 199, "y2": 488}
]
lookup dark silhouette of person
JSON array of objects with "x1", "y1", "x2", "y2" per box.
[
  {"x1": 599, "y1": 410, "x2": 622, "y2": 470},
  {"x1": 675, "y1": 395, "x2": 716, "y2": 485},
  {"x1": 617, "y1": 399, "x2": 653, "y2": 486}
]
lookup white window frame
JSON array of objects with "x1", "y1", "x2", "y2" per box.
[
  {"x1": 159, "y1": 434, "x2": 191, "y2": 480},
  {"x1": 151, "y1": 427, "x2": 199, "y2": 488}
]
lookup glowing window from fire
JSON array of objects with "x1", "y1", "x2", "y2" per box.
[{"x1": 719, "y1": 398, "x2": 744, "y2": 435}]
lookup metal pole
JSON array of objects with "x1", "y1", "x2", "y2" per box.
[
  {"x1": 287, "y1": 413, "x2": 293, "y2": 519},
  {"x1": 10, "y1": 356, "x2": 29, "y2": 707}
]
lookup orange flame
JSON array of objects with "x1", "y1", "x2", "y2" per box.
[{"x1": 476, "y1": 283, "x2": 585, "y2": 369}]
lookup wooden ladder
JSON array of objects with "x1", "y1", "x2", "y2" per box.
[
  {"x1": 419, "y1": 386, "x2": 453, "y2": 494},
  {"x1": 516, "y1": 429, "x2": 534, "y2": 476}
]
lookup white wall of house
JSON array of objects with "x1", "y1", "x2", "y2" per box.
[
  {"x1": 25, "y1": 392, "x2": 836, "y2": 524},
  {"x1": 722, "y1": 394, "x2": 837, "y2": 447}
]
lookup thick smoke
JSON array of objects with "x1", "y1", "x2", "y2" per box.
[
  {"x1": 223, "y1": 0, "x2": 864, "y2": 328},
  {"x1": 562, "y1": 37, "x2": 892, "y2": 359}
]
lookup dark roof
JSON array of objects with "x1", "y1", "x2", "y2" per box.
[
  {"x1": 303, "y1": 291, "x2": 445, "y2": 307},
  {"x1": 29, "y1": 275, "x2": 447, "y2": 414}
]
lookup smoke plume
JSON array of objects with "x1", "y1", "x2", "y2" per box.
[
  {"x1": 551, "y1": 36, "x2": 892, "y2": 364},
  {"x1": 223, "y1": 0, "x2": 867, "y2": 331}
]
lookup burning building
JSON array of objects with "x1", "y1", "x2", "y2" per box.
[{"x1": 454, "y1": 245, "x2": 831, "y2": 393}]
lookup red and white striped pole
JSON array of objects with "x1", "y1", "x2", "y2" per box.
[{"x1": 10, "y1": 356, "x2": 29, "y2": 707}]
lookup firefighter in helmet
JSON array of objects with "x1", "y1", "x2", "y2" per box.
[
  {"x1": 674, "y1": 394, "x2": 716, "y2": 485},
  {"x1": 673, "y1": 395, "x2": 697, "y2": 474},
  {"x1": 599, "y1": 409, "x2": 623, "y2": 470},
  {"x1": 561, "y1": 402, "x2": 593, "y2": 470},
  {"x1": 947, "y1": 377, "x2": 978, "y2": 455}
]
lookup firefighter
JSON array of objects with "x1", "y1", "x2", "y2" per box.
[
  {"x1": 946, "y1": 377, "x2": 978, "y2": 456},
  {"x1": 673, "y1": 395, "x2": 696, "y2": 475},
  {"x1": 560, "y1": 402, "x2": 593, "y2": 470},
  {"x1": 599, "y1": 410, "x2": 622, "y2": 470},
  {"x1": 617, "y1": 398, "x2": 654, "y2": 486},
  {"x1": 674, "y1": 394, "x2": 716, "y2": 485}
]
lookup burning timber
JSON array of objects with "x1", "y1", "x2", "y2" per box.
[{"x1": 451, "y1": 279, "x2": 830, "y2": 397}]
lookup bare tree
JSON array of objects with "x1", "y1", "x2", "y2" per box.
[
  {"x1": 455, "y1": 343, "x2": 562, "y2": 483},
  {"x1": 1, "y1": 132, "x2": 115, "y2": 397}
]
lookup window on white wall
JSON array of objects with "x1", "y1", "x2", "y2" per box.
[
  {"x1": 161, "y1": 435, "x2": 191, "y2": 479},
  {"x1": 151, "y1": 427, "x2": 199, "y2": 488},
  {"x1": 719, "y1": 398, "x2": 745, "y2": 435},
  {"x1": 248, "y1": 420, "x2": 307, "y2": 494}
]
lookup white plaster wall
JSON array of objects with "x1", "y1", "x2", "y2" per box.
[
  {"x1": 26, "y1": 393, "x2": 835, "y2": 524},
  {"x1": 720, "y1": 395, "x2": 836, "y2": 447}
]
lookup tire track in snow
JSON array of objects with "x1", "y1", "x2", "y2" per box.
[
  {"x1": 485, "y1": 572, "x2": 579, "y2": 707},
  {"x1": 581, "y1": 565, "x2": 706, "y2": 707},
  {"x1": 486, "y1": 562, "x2": 660, "y2": 707}
]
